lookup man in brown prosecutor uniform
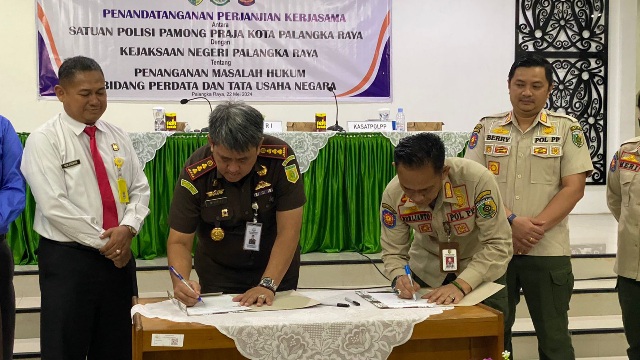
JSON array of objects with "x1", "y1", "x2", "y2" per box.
[
  {"x1": 167, "y1": 101, "x2": 305, "y2": 307},
  {"x1": 465, "y1": 54, "x2": 593, "y2": 360}
]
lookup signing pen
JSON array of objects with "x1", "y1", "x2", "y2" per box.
[
  {"x1": 404, "y1": 264, "x2": 417, "y2": 301},
  {"x1": 344, "y1": 297, "x2": 360, "y2": 306},
  {"x1": 169, "y1": 266, "x2": 204, "y2": 304},
  {"x1": 322, "y1": 302, "x2": 350, "y2": 308}
]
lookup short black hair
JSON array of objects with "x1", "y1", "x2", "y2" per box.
[
  {"x1": 394, "y1": 133, "x2": 445, "y2": 172},
  {"x1": 508, "y1": 54, "x2": 553, "y2": 86},
  {"x1": 58, "y1": 56, "x2": 104, "y2": 86},
  {"x1": 208, "y1": 101, "x2": 264, "y2": 152}
]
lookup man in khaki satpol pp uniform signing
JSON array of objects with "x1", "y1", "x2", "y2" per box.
[
  {"x1": 607, "y1": 137, "x2": 640, "y2": 360},
  {"x1": 465, "y1": 54, "x2": 593, "y2": 360},
  {"x1": 380, "y1": 133, "x2": 512, "y2": 347}
]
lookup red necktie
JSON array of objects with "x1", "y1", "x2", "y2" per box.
[{"x1": 84, "y1": 126, "x2": 119, "y2": 229}]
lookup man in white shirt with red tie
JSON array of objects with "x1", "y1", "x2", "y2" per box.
[{"x1": 21, "y1": 56, "x2": 150, "y2": 360}]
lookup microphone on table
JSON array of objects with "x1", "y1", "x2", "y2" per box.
[
  {"x1": 326, "y1": 84, "x2": 345, "y2": 132},
  {"x1": 180, "y1": 97, "x2": 213, "y2": 114}
]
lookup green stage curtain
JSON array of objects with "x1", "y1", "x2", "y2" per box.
[
  {"x1": 134, "y1": 133, "x2": 209, "y2": 259},
  {"x1": 7, "y1": 133, "x2": 467, "y2": 264},
  {"x1": 7, "y1": 134, "x2": 39, "y2": 264}
]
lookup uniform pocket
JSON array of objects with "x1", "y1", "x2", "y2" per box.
[
  {"x1": 620, "y1": 172, "x2": 635, "y2": 207},
  {"x1": 531, "y1": 154, "x2": 560, "y2": 184},
  {"x1": 550, "y1": 267, "x2": 574, "y2": 314},
  {"x1": 486, "y1": 156, "x2": 509, "y2": 183}
]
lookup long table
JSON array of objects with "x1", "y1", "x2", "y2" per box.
[
  {"x1": 132, "y1": 297, "x2": 503, "y2": 360},
  {"x1": 10, "y1": 132, "x2": 470, "y2": 264}
]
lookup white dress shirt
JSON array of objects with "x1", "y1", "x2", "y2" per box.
[{"x1": 21, "y1": 112, "x2": 150, "y2": 249}]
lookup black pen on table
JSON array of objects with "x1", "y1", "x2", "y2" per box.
[
  {"x1": 344, "y1": 297, "x2": 360, "y2": 306},
  {"x1": 322, "y1": 302, "x2": 350, "y2": 308}
]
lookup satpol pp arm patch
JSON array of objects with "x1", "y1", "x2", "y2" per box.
[{"x1": 475, "y1": 190, "x2": 497, "y2": 219}]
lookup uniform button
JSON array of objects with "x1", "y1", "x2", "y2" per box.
[
  {"x1": 517, "y1": 174, "x2": 522, "y2": 179},
  {"x1": 515, "y1": 196, "x2": 521, "y2": 200},
  {"x1": 519, "y1": 153, "x2": 524, "y2": 157}
]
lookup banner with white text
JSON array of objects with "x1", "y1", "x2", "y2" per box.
[{"x1": 36, "y1": 0, "x2": 391, "y2": 102}]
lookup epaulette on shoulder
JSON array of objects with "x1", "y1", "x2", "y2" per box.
[
  {"x1": 259, "y1": 144, "x2": 288, "y2": 159},
  {"x1": 621, "y1": 136, "x2": 640, "y2": 146},
  {"x1": 546, "y1": 110, "x2": 579, "y2": 122},
  {"x1": 481, "y1": 111, "x2": 510, "y2": 122},
  {"x1": 186, "y1": 156, "x2": 216, "y2": 180}
]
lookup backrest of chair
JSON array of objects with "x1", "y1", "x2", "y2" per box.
[
  {"x1": 407, "y1": 122, "x2": 444, "y2": 131},
  {"x1": 286, "y1": 122, "x2": 317, "y2": 132}
]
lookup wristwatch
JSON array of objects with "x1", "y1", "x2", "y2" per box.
[
  {"x1": 391, "y1": 274, "x2": 403, "y2": 290},
  {"x1": 258, "y1": 277, "x2": 277, "y2": 293},
  {"x1": 125, "y1": 225, "x2": 138, "y2": 236},
  {"x1": 507, "y1": 213, "x2": 517, "y2": 226}
]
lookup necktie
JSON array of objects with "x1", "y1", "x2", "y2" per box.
[{"x1": 83, "y1": 126, "x2": 119, "y2": 229}]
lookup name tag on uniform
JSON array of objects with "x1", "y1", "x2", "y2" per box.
[
  {"x1": 205, "y1": 197, "x2": 227, "y2": 207},
  {"x1": 243, "y1": 222, "x2": 262, "y2": 251},
  {"x1": 61, "y1": 159, "x2": 81, "y2": 169}
]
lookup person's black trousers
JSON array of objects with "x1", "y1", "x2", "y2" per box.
[
  {"x1": 0, "y1": 234, "x2": 15, "y2": 360},
  {"x1": 38, "y1": 237, "x2": 137, "y2": 360}
]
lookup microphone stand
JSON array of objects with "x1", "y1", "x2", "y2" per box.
[
  {"x1": 180, "y1": 96, "x2": 213, "y2": 114},
  {"x1": 326, "y1": 85, "x2": 344, "y2": 132}
]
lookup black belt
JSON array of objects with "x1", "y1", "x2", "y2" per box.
[{"x1": 40, "y1": 237, "x2": 100, "y2": 253}]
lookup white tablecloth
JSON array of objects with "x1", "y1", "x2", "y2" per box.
[{"x1": 132, "y1": 290, "x2": 453, "y2": 360}]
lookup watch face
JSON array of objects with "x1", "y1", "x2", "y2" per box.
[{"x1": 260, "y1": 277, "x2": 276, "y2": 290}]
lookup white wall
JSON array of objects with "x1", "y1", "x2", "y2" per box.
[{"x1": 0, "y1": 0, "x2": 636, "y2": 214}]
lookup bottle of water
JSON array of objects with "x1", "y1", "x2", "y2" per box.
[{"x1": 395, "y1": 108, "x2": 405, "y2": 131}]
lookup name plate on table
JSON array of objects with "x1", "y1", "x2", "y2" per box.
[
  {"x1": 347, "y1": 121, "x2": 393, "y2": 132},
  {"x1": 264, "y1": 121, "x2": 283, "y2": 133}
]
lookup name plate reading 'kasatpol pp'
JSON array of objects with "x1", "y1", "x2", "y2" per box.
[{"x1": 347, "y1": 121, "x2": 393, "y2": 132}]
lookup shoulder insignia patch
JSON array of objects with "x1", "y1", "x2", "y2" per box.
[
  {"x1": 282, "y1": 155, "x2": 296, "y2": 167},
  {"x1": 610, "y1": 152, "x2": 618, "y2": 172},
  {"x1": 180, "y1": 179, "x2": 198, "y2": 195},
  {"x1": 284, "y1": 164, "x2": 299, "y2": 183},
  {"x1": 473, "y1": 123, "x2": 483, "y2": 133},
  {"x1": 186, "y1": 156, "x2": 216, "y2": 180},
  {"x1": 570, "y1": 126, "x2": 584, "y2": 148},
  {"x1": 475, "y1": 190, "x2": 497, "y2": 219},
  {"x1": 382, "y1": 209, "x2": 396, "y2": 229},
  {"x1": 381, "y1": 203, "x2": 397, "y2": 214},
  {"x1": 259, "y1": 145, "x2": 288, "y2": 159},
  {"x1": 469, "y1": 132, "x2": 479, "y2": 149}
]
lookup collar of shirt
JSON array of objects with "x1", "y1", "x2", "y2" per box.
[
  {"x1": 60, "y1": 112, "x2": 106, "y2": 136},
  {"x1": 509, "y1": 109, "x2": 551, "y2": 133}
]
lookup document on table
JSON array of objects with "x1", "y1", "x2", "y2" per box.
[
  {"x1": 416, "y1": 282, "x2": 505, "y2": 306},
  {"x1": 168, "y1": 292, "x2": 250, "y2": 316},
  {"x1": 248, "y1": 290, "x2": 320, "y2": 312},
  {"x1": 168, "y1": 290, "x2": 319, "y2": 315},
  {"x1": 356, "y1": 291, "x2": 435, "y2": 309},
  {"x1": 357, "y1": 282, "x2": 504, "y2": 308}
]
